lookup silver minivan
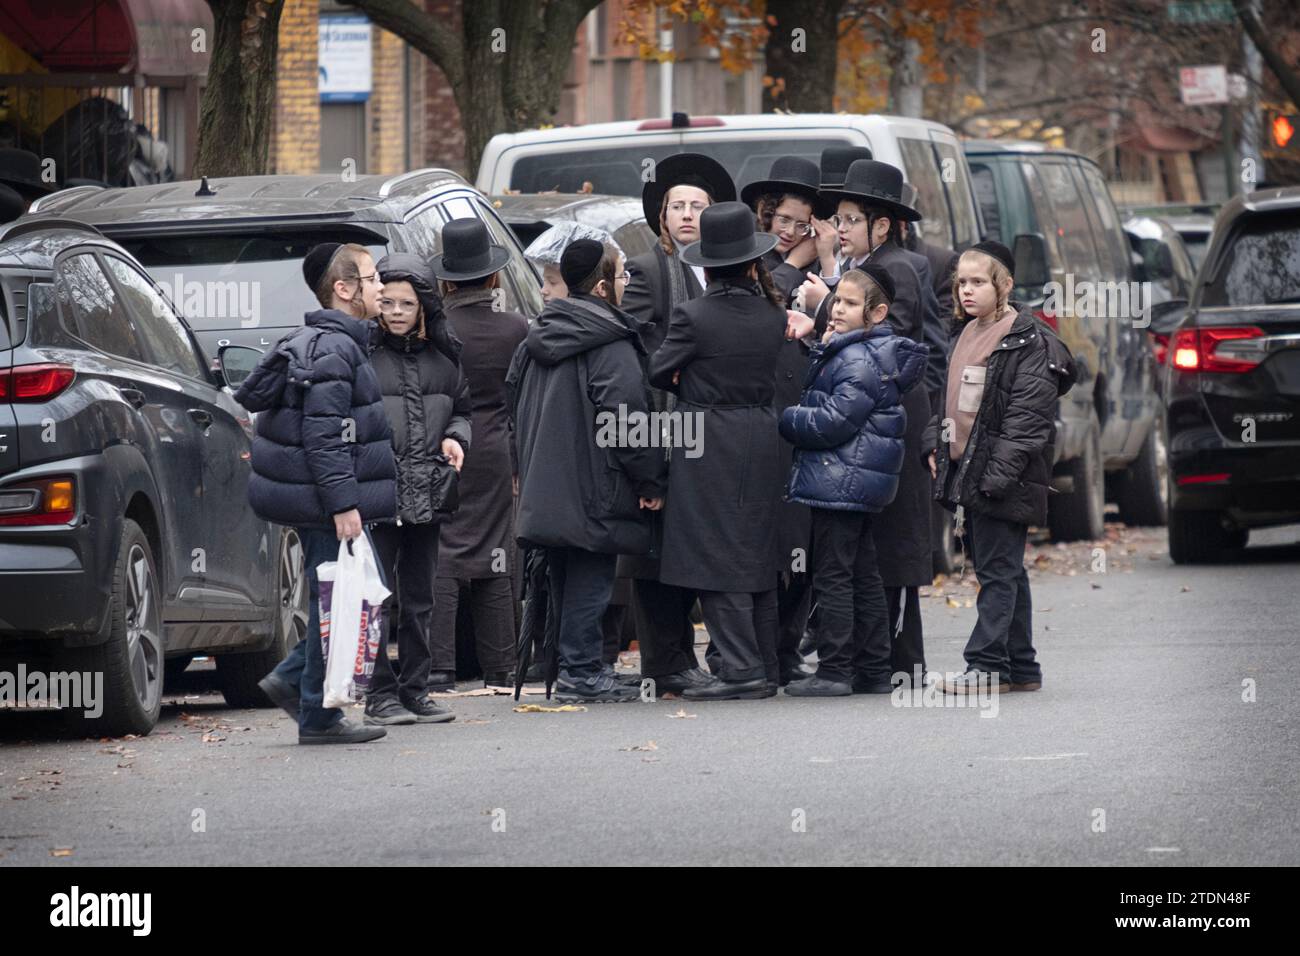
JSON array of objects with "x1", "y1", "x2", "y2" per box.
[{"x1": 476, "y1": 112, "x2": 983, "y2": 252}]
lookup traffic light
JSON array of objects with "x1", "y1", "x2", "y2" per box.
[{"x1": 1270, "y1": 112, "x2": 1297, "y2": 151}]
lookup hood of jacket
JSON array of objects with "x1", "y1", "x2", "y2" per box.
[
  {"x1": 819, "y1": 323, "x2": 928, "y2": 394},
  {"x1": 525, "y1": 293, "x2": 643, "y2": 367},
  {"x1": 376, "y1": 253, "x2": 462, "y2": 365}
]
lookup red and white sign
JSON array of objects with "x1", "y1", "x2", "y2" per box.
[{"x1": 1180, "y1": 65, "x2": 1229, "y2": 106}]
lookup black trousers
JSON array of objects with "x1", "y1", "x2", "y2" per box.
[
  {"x1": 632, "y1": 578, "x2": 698, "y2": 679},
  {"x1": 963, "y1": 510, "x2": 1040, "y2": 683},
  {"x1": 431, "y1": 575, "x2": 516, "y2": 677},
  {"x1": 886, "y1": 586, "x2": 926, "y2": 684},
  {"x1": 369, "y1": 521, "x2": 439, "y2": 703},
  {"x1": 697, "y1": 588, "x2": 778, "y2": 683},
  {"x1": 776, "y1": 570, "x2": 812, "y2": 670},
  {"x1": 810, "y1": 508, "x2": 891, "y2": 684},
  {"x1": 548, "y1": 547, "x2": 617, "y2": 683}
]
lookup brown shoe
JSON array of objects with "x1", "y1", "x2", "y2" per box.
[{"x1": 1010, "y1": 680, "x2": 1042, "y2": 692}]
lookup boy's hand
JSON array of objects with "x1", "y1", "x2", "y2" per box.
[
  {"x1": 333, "y1": 508, "x2": 362, "y2": 541},
  {"x1": 785, "y1": 310, "x2": 814, "y2": 340},
  {"x1": 441, "y1": 437, "x2": 465, "y2": 471},
  {"x1": 800, "y1": 273, "x2": 831, "y2": 311},
  {"x1": 927, "y1": 452, "x2": 937, "y2": 479},
  {"x1": 639, "y1": 497, "x2": 663, "y2": 511}
]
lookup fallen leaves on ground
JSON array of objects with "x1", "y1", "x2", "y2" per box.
[
  {"x1": 511, "y1": 703, "x2": 587, "y2": 713},
  {"x1": 619, "y1": 741, "x2": 658, "y2": 752},
  {"x1": 50, "y1": 847, "x2": 74, "y2": 858},
  {"x1": 667, "y1": 708, "x2": 696, "y2": 719}
]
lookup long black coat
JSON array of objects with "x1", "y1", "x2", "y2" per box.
[
  {"x1": 369, "y1": 329, "x2": 472, "y2": 525},
  {"x1": 649, "y1": 279, "x2": 786, "y2": 593},
  {"x1": 438, "y1": 288, "x2": 528, "y2": 578},
  {"x1": 617, "y1": 244, "x2": 705, "y2": 580},
  {"x1": 512, "y1": 294, "x2": 668, "y2": 554},
  {"x1": 864, "y1": 241, "x2": 935, "y2": 588}
]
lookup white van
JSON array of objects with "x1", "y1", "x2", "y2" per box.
[{"x1": 476, "y1": 112, "x2": 984, "y2": 252}]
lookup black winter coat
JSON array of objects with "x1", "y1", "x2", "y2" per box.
[
  {"x1": 512, "y1": 294, "x2": 668, "y2": 555},
  {"x1": 649, "y1": 279, "x2": 786, "y2": 593},
  {"x1": 370, "y1": 330, "x2": 472, "y2": 525},
  {"x1": 933, "y1": 306, "x2": 1077, "y2": 527},
  {"x1": 234, "y1": 309, "x2": 396, "y2": 529}
]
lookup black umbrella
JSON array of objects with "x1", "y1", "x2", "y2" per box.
[{"x1": 514, "y1": 547, "x2": 554, "y2": 700}]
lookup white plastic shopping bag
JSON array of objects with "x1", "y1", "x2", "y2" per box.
[{"x1": 318, "y1": 533, "x2": 391, "y2": 709}]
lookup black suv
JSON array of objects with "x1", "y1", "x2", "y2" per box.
[
  {"x1": 965, "y1": 141, "x2": 1164, "y2": 538},
  {"x1": 28, "y1": 169, "x2": 544, "y2": 363},
  {"x1": 491, "y1": 193, "x2": 658, "y2": 259},
  {"x1": 1162, "y1": 187, "x2": 1300, "y2": 563},
  {"x1": 0, "y1": 219, "x2": 307, "y2": 736}
]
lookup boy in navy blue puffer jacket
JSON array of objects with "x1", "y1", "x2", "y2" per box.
[{"x1": 779, "y1": 265, "x2": 928, "y2": 696}]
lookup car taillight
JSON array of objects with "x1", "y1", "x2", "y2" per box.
[
  {"x1": 1033, "y1": 307, "x2": 1059, "y2": 332},
  {"x1": 0, "y1": 476, "x2": 76, "y2": 526},
  {"x1": 1150, "y1": 332, "x2": 1170, "y2": 366},
  {"x1": 1171, "y1": 326, "x2": 1266, "y2": 373},
  {"x1": 0, "y1": 363, "x2": 76, "y2": 401}
]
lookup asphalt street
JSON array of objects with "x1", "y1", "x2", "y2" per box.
[{"x1": 3, "y1": 523, "x2": 1298, "y2": 866}]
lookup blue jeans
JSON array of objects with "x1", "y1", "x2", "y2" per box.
[{"x1": 270, "y1": 527, "x2": 344, "y2": 730}]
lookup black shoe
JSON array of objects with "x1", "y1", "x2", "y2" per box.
[
  {"x1": 681, "y1": 677, "x2": 769, "y2": 700},
  {"x1": 401, "y1": 695, "x2": 455, "y2": 723},
  {"x1": 762, "y1": 680, "x2": 779, "y2": 698},
  {"x1": 785, "y1": 676, "x2": 853, "y2": 697},
  {"x1": 427, "y1": 671, "x2": 456, "y2": 693},
  {"x1": 851, "y1": 678, "x2": 897, "y2": 694},
  {"x1": 778, "y1": 662, "x2": 815, "y2": 686},
  {"x1": 654, "y1": 667, "x2": 717, "y2": 694},
  {"x1": 364, "y1": 695, "x2": 419, "y2": 725},
  {"x1": 258, "y1": 672, "x2": 300, "y2": 720},
  {"x1": 299, "y1": 718, "x2": 386, "y2": 745},
  {"x1": 524, "y1": 662, "x2": 545, "y2": 683},
  {"x1": 483, "y1": 672, "x2": 512, "y2": 689},
  {"x1": 938, "y1": 670, "x2": 1010, "y2": 695},
  {"x1": 555, "y1": 673, "x2": 640, "y2": 703}
]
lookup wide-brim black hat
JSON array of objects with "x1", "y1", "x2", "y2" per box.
[
  {"x1": 679, "y1": 201, "x2": 779, "y2": 268},
  {"x1": 819, "y1": 146, "x2": 873, "y2": 190},
  {"x1": 641, "y1": 152, "x2": 736, "y2": 232},
  {"x1": 431, "y1": 217, "x2": 511, "y2": 282},
  {"x1": 0, "y1": 147, "x2": 55, "y2": 197},
  {"x1": 819, "y1": 159, "x2": 921, "y2": 222},
  {"x1": 740, "y1": 155, "x2": 833, "y2": 219}
]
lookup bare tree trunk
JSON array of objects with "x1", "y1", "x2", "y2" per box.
[
  {"x1": 763, "y1": 0, "x2": 844, "y2": 113},
  {"x1": 195, "y1": 0, "x2": 284, "y2": 177},
  {"x1": 1234, "y1": 0, "x2": 1300, "y2": 110},
  {"x1": 889, "y1": 36, "x2": 923, "y2": 118},
  {"x1": 348, "y1": 0, "x2": 600, "y2": 177}
]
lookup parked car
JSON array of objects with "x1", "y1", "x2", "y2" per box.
[
  {"x1": 964, "y1": 140, "x2": 1165, "y2": 536},
  {"x1": 1124, "y1": 214, "x2": 1199, "y2": 393},
  {"x1": 0, "y1": 218, "x2": 306, "y2": 736},
  {"x1": 1122, "y1": 202, "x2": 1218, "y2": 270},
  {"x1": 491, "y1": 193, "x2": 657, "y2": 260},
  {"x1": 1161, "y1": 187, "x2": 1300, "y2": 563},
  {"x1": 28, "y1": 168, "x2": 544, "y2": 363},
  {"x1": 477, "y1": 112, "x2": 984, "y2": 253}
]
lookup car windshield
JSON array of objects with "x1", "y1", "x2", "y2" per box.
[
  {"x1": 1203, "y1": 215, "x2": 1300, "y2": 307},
  {"x1": 114, "y1": 233, "x2": 388, "y2": 331},
  {"x1": 508, "y1": 139, "x2": 855, "y2": 197}
]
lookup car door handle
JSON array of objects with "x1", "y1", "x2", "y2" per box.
[
  {"x1": 188, "y1": 408, "x2": 214, "y2": 429},
  {"x1": 119, "y1": 387, "x2": 146, "y2": 409}
]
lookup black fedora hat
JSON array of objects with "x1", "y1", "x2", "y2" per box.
[
  {"x1": 740, "y1": 155, "x2": 833, "y2": 218},
  {"x1": 641, "y1": 152, "x2": 736, "y2": 232},
  {"x1": 679, "y1": 201, "x2": 778, "y2": 268},
  {"x1": 431, "y1": 217, "x2": 511, "y2": 282},
  {"x1": 819, "y1": 146, "x2": 873, "y2": 189},
  {"x1": 0, "y1": 147, "x2": 55, "y2": 198},
  {"x1": 820, "y1": 159, "x2": 921, "y2": 222}
]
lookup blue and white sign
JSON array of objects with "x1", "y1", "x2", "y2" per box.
[{"x1": 319, "y1": 15, "x2": 372, "y2": 103}]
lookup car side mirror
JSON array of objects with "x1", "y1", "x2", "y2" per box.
[
  {"x1": 1012, "y1": 233, "x2": 1050, "y2": 290},
  {"x1": 1130, "y1": 248, "x2": 1147, "y2": 282},
  {"x1": 218, "y1": 345, "x2": 263, "y2": 390}
]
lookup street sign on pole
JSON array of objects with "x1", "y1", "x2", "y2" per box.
[
  {"x1": 1167, "y1": 1, "x2": 1236, "y2": 23},
  {"x1": 1180, "y1": 65, "x2": 1229, "y2": 105}
]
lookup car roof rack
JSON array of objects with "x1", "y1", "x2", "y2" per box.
[
  {"x1": 0, "y1": 217, "x2": 106, "y2": 243},
  {"x1": 374, "y1": 167, "x2": 458, "y2": 199},
  {"x1": 27, "y1": 184, "x2": 105, "y2": 214}
]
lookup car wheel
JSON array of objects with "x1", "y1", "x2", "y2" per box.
[
  {"x1": 1168, "y1": 509, "x2": 1248, "y2": 564},
  {"x1": 931, "y1": 500, "x2": 963, "y2": 576},
  {"x1": 215, "y1": 527, "x2": 308, "y2": 708},
  {"x1": 1048, "y1": 415, "x2": 1106, "y2": 542},
  {"x1": 63, "y1": 519, "x2": 164, "y2": 737},
  {"x1": 1115, "y1": 423, "x2": 1168, "y2": 527}
]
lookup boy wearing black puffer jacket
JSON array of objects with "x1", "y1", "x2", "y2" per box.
[
  {"x1": 931, "y1": 241, "x2": 1076, "y2": 696},
  {"x1": 780, "y1": 264, "x2": 928, "y2": 697}
]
